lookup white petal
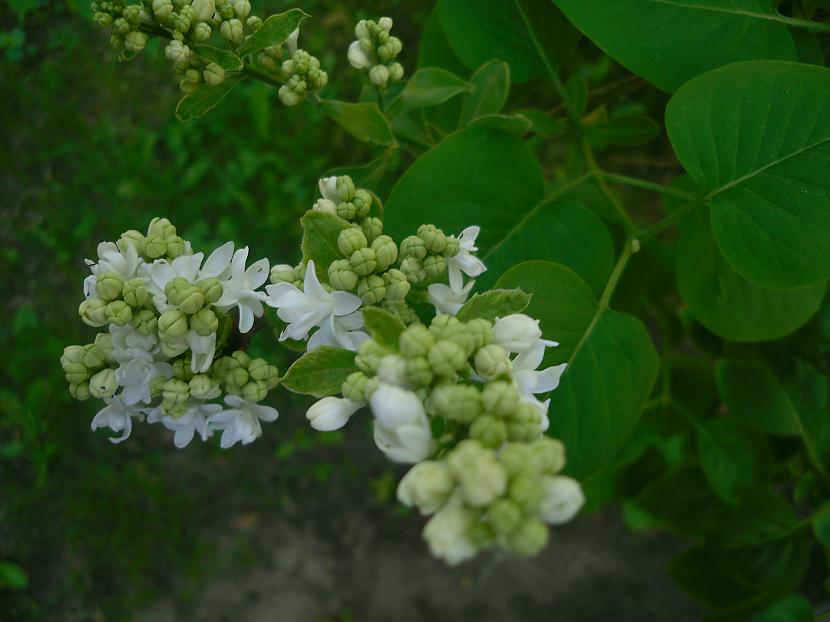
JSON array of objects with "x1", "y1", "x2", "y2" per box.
[
  {"x1": 237, "y1": 303, "x2": 255, "y2": 333},
  {"x1": 202, "y1": 241, "x2": 234, "y2": 277},
  {"x1": 535, "y1": 363, "x2": 568, "y2": 394},
  {"x1": 331, "y1": 291, "x2": 363, "y2": 317},
  {"x1": 245, "y1": 258, "x2": 270, "y2": 289},
  {"x1": 303, "y1": 260, "x2": 330, "y2": 302}
]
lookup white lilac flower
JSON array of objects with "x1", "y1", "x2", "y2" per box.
[
  {"x1": 525, "y1": 396, "x2": 552, "y2": 433},
  {"x1": 423, "y1": 505, "x2": 477, "y2": 566},
  {"x1": 427, "y1": 281, "x2": 474, "y2": 316},
  {"x1": 538, "y1": 476, "x2": 585, "y2": 525},
  {"x1": 84, "y1": 242, "x2": 144, "y2": 298},
  {"x1": 215, "y1": 247, "x2": 270, "y2": 333},
  {"x1": 143, "y1": 242, "x2": 235, "y2": 311},
  {"x1": 492, "y1": 314, "x2": 543, "y2": 353},
  {"x1": 397, "y1": 461, "x2": 455, "y2": 515},
  {"x1": 110, "y1": 324, "x2": 172, "y2": 405},
  {"x1": 511, "y1": 338, "x2": 566, "y2": 398},
  {"x1": 447, "y1": 226, "x2": 486, "y2": 293},
  {"x1": 370, "y1": 383, "x2": 435, "y2": 463},
  {"x1": 208, "y1": 394, "x2": 279, "y2": 448},
  {"x1": 348, "y1": 41, "x2": 371, "y2": 69},
  {"x1": 266, "y1": 259, "x2": 366, "y2": 350},
  {"x1": 306, "y1": 396, "x2": 364, "y2": 431},
  {"x1": 148, "y1": 401, "x2": 223, "y2": 448},
  {"x1": 90, "y1": 396, "x2": 144, "y2": 443},
  {"x1": 186, "y1": 330, "x2": 217, "y2": 373}
]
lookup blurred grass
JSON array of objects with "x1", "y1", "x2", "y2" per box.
[{"x1": 0, "y1": 1, "x2": 428, "y2": 618}]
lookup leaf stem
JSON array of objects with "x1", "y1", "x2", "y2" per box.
[
  {"x1": 636, "y1": 197, "x2": 705, "y2": 241},
  {"x1": 243, "y1": 64, "x2": 285, "y2": 88},
  {"x1": 582, "y1": 142, "x2": 639, "y2": 235},
  {"x1": 597, "y1": 237, "x2": 636, "y2": 311},
  {"x1": 600, "y1": 172, "x2": 696, "y2": 199}
]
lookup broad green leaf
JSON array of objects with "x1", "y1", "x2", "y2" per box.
[
  {"x1": 497, "y1": 261, "x2": 659, "y2": 478},
  {"x1": 669, "y1": 547, "x2": 757, "y2": 610},
  {"x1": 459, "y1": 61, "x2": 510, "y2": 126},
  {"x1": 553, "y1": 0, "x2": 797, "y2": 92},
  {"x1": 175, "y1": 74, "x2": 246, "y2": 121},
  {"x1": 417, "y1": 6, "x2": 467, "y2": 76},
  {"x1": 319, "y1": 100, "x2": 397, "y2": 146},
  {"x1": 387, "y1": 68, "x2": 472, "y2": 117},
  {"x1": 300, "y1": 211, "x2": 350, "y2": 282},
  {"x1": 467, "y1": 114, "x2": 532, "y2": 137},
  {"x1": 585, "y1": 115, "x2": 660, "y2": 146},
  {"x1": 676, "y1": 206, "x2": 824, "y2": 342},
  {"x1": 438, "y1": 0, "x2": 577, "y2": 83},
  {"x1": 696, "y1": 417, "x2": 770, "y2": 505},
  {"x1": 362, "y1": 307, "x2": 406, "y2": 350},
  {"x1": 456, "y1": 288, "x2": 531, "y2": 322},
  {"x1": 281, "y1": 346, "x2": 358, "y2": 398},
  {"x1": 236, "y1": 9, "x2": 309, "y2": 57},
  {"x1": 517, "y1": 109, "x2": 567, "y2": 138},
  {"x1": 514, "y1": 0, "x2": 580, "y2": 75},
  {"x1": 193, "y1": 45, "x2": 243, "y2": 71},
  {"x1": 667, "y1": 61, "x2": 830, "y2": 289},
  {"x1": 324, "y1": 148, "x2": 397, "y2": 191}
]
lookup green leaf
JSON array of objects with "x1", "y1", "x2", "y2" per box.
[
  {"x1": 517, "y1": 109, "x2": 567, "y2": 138},
  {"x1": 514, "y1": 0, "x2": 581, "y2": 75},
  {"x1": 459, "y1": 60, "x2": 510, "y2": 126},
  {"x1": 319, "y1": 100, "x2": 397, "y2": 146},
  {"x1": 747, "y1": 594, "x2": 814, "y2": 622},
  {"x1": 467, "y1": 113, "x2": 532, "y2": 137},
  {"x1": 676, "y1": 206, "x2": 824, "y2": 342},
  {"x1": 667, "y1": 61, "x2": 830, "y2": 289},
  {"x1": 300, "y1": 211, "x2": 350, "y2": 282},
  {"x1": 417, "y1": 6, "x2": 467, "y2": 76},
  {"x1": 496, "y1": 261, "x2": 659, "y2": 479},
  {"x1": 280, "y1": 346, "x2": 358, "y2": 398},
  {"x1": 553, "y1": 0, "x2": 798, "y2": 92},
  {"x1": 193, "y1": 45, "x2": 243, "y2": 71},
  {"x1": 456, "y1": 289, "x2": 531, "y2": 322},
  {"x1": 236, "y1": 9, "x2": 309, "y2": 57},
  {"x1": 0, "y1": 561, "x2": 28, "y2": 590},
  {"x1": 438, "y1": 0, "x2": 577, "y2": 83},
  {"x1": 813, "y1": 504, "x2": 830, "y2": 549},
  {"x1": 669, "y1": 547, "x2": 758, "y2": 610},
  {"x1": 362, "y1": 307, "x2": 406, "y2": 350},
  {"x1": 324, "y1": 148, "x2": 397, "y2": 191},
  {"x1": 387, "y1": 68, "x2": 472, "y2": 117},
  {"x1": 175, "y1": 74, "x2": 246, "y2": 121},
  {"x1": 696, "y1": 417, "x2": 770, "y2": 505},
  {"x1": 586, "y1": 115, "x2": 660, "y2": 146}
]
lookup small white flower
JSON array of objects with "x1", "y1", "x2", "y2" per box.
[
  {"x1": 347, "y1": 40, "x2": 371, "y2": 69},
  {"x1": 397, "y1": 461, "x2": 455, "y2": 515},
  {"x1": 149, "y1": 400, "x2": 223, "y2": 448},
  {"x1": 427, "y1": 281, "x2": 474, "y2": 316},
  {"x1": 447, "y1": 226, "x2": 486, "y2": 293},
  {"x1": 187, "y1": 330, "x2": 217, "y2": 373},
  {"x1": 423, "y1": 505, "x2": 477, "y2": 566},
  {"x1": 215, "y1": 247, "x2": 270, "y2": 333},
  {"x1": 308, "y1": 311, "x2": 369, "y2": 351},
  {"x1": 208, "y1": 394, "x2": 279, "y2": 448},
  {"x1": 84, "y1": 242, "x2": 144, "y2": 299},
  {"x1": 511, "y1": 339, "x2": 566, "y2": 398},
  {"x1": 109, "y1": 324, "x2": 172, "y2": 405},
  {"x1": 370, "y1": 383, "x2": 435, "y2": 463},
  {"x1": 538, "y1": 476, "x2": 584, "y2": 525},
  {"x1": 492, "y1": 314, "x2": 543, "y2": 353},
  {"x1": 306, "y1": 396, "x2": 364, "y2": 431},
  {"x1": 91, "y1": 397, "x2": 143, "y2": 444}
]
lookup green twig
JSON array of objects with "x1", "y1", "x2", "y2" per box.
[{"x1": 601, "y1": 172, "x2": 695, "y2": 199}]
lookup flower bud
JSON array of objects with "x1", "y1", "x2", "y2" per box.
[
  {"x1": 351, "y1": 189, "x2": 372, "y2": 219},
  {"x1": 179, "y1": 288, "x2": 205, "y2": 315},
  {"x1": 359, "y1": 217, "x2": 383, "y2": 243},
  {"x1": 198, "y1": 277, "x2": 223, "y2": 304},
  {"x1": 336, "y1": 201, "x2": 358, "y2": 221},
  {"x1": 190, "y1": 308, "x2": 218, "y2": 335},
  {"x1": 486, "y1": 499, "x2": 522, "y2": 536},
  {"x1": 158, "y1": 309, "x2": 188, "y2": 339},
  {"x1": 347, "y1": 40, "x2": 371, "y2": 69},
  {"x1": 371, "y1": 235, "x2": 398, "y2": 271},
  {"x1": 404, "y1": 357, "x2": 433, "y2": 388},
  {"x1": 241, "y1": 380, "x2": 268, "y2": 402},
  {"x1": 307, "y1": 396, "x2": 363, "y2": 431},
  {"x1": 355, "y1": 339, "x2": 388, "y2": 374},
  {"x1": 144, "y1": 234, "x2": 167, "y2": 259},
  {"x1": 423, "y1": 506, "x2": 477, "y2": 566},
  {"x1": 247, "y1": 15, "x2": 262, "y2": 30},
  {"x1": 429, "y1": 314, "x2": 459, "y2": 340},
  {"x1": 94, "y1": 333, "x2": 114, "y2": 361},
  {"x1": 189, "y1": 373, "x2": 220, "y2": 399},
  {"x1": 218, "y1": 3, "x2": 234, "y2": 19},
  {"x1": 162, "y1": 378, "x2": 190, "y2": 409},
  {"x1": 79, "y1": 297, "x2": 108, "y2": 327},
  {"x1": 120, "y1": 278, "x2": 146, "y2": 308},
  {"x1": 191, "y1": 0, "x2": 215, "y2": 21},
  {"x1": 338, "y1": 227, "x2": 368, "y2": 256},
  {"x1": 95, "y1": 272, "x2": 123, "y2": 302},
  {"x1": 397, "y1": 461, "x2": 455, "y2": 515},
  {"x1": 148, "y1": 217, "x2": 177, "y2": 239},
  {"x1": 113, "y1": 17, "x2": 131, "y2": 36},
  {"x1": 482, "y1": 381, "x2": 519, "y2": 417},
  {"x1": 378, "y1": 16, "x2": 393, "y2": 31},
  {"x1": 430, "y1": 383, "x2": 480, "y2": 423},
  {"x1": 369, "y1": 65, "x2": 390, "y2": 88},
  {"x1": 94, "y1": 12, "x2": 112, "y2": 27},
  {"x1": 399, "y1": 324, "x2": 434, "y2": 358},
  {"x1": 400, "y1": 235, "x2": 427, "y2": 260},
  {"x1": 328, "y1": 259, "x2": 359, "y2": 291},
  {"x1": 232, "y1": 350, "x2": 251, "y2": 368},
  {"x1": 65, "y1": 361, "x2": 90, "y2": 385},
  {"x1": 428, "y1": 340, "x2": 466, "y2": 378},
  {"x1": 249, "y1": 359, "x2": 279, "y2": 389},
  {"x1": 336, "y1": 176, "x2": 356, "y2": 201},
  {"x1": 417, "y1": 224, "x2": 447, "y2": 253},
  {"x1": 399, "y1": 257, "x2": 424, "y2": 283},
  {"x1": 269, "y1": 264, "x2": 296, "y2": 285},
  {"x1": 357, "y1": 275, "x2": 386, "y2": 305},
  {"x1": 117, "y1": 229, "x2": 145, "y2": 254},
  {"x1": 475, "y1": 344, "x2": 511, "y2": 379},
  {"x1": 192, "y1": 21, "x2": 212, "y2": 41},
  {"x1": 82, "y1": 344, "x2": 106, "y2": 369},
  {"x1": 470, "y1": 414, "x2": 507, "y2": 449},
  {"x1": 231, "y1": 0, "x2": 250, "y2": 18},
  {"x1": 220, "y1": 18, "x2": 244, "y2": 44},
  {"x1": 350, "y1": 247, "x2": 377, "y2": 277},
  {"x1": 69, "y1": 382, "x2": 91, "y2": 401},
  {"x1": 132, "y1": 309, "x2": 157, "y2": 336},
  {"x1": 466, "y1": 318, "x2": 493, "y2": 350},
  {"x1": 506, "y1": 517, "x2": 548, "y2": 556},
  {"x1": 105, "y1": 301, "x2": 132, "y2": 326},
  {"x1": 89, "y1": 368, "x2": 119, "y2": 398},
  {"x1": 313, "y1": 198, "x2": 337, "y2": 215},
  {"x1": 172, "y1": 357, "x2": 195, "y2": 381},
  {"x1": 125, "y1": 31, "x2": 149, "y2": 53},
  {"x1": 447, "y1": 440, "x2": 506, "y2": 507},
  {"x1": 422, "y1": 255, "x2": 446, "y2": 279},
  {"x1": 388, "y1": 62, "x2": 404, "y2": 82},
  {"x1": 226, "y1": 365, "x2": 249, "y2": 389},
  {"x1": 61, "y1": 345, "x2": 86, "y2": 369},
  {"x1": 443, "y1": 236, "x2": 460, "y2": 257},
  {"x1": 342, "y1": 371, "x2": 369, "y2": 402},
  {"x1": 492, "y1": 314, "x2": 542, "y2": 353},
  {"x1": 538, "y1": 476, "x2": 584, "y2": 525},
  {"x1": 529, "y1": 437, "x2": 566, "y2": 475},
  {"x1": 509, "y1": 472, "x2": 542, "y2": 513},
  {"x1": 441, "y1": 322, "x2": 475, "y2": 357},
  {"x1": 203, "y1": 62, "x2": 226, "y2": 85},
  {"x1": 383, "y1": 269, "x2": 410, "y2": 301}
]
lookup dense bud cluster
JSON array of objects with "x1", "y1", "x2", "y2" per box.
[
  {"x1": 278, "y1": 49, "x2": 329, "y2": 106},
  {"x1": 65, "y1": 218, "x2": 279, "y2": 447},
  {"x1": 347, "y1": 16, "x2": 404, "y2": 90}
]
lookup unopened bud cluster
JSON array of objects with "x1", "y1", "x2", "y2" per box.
[
  {"x1": 347, "y1": 17, "x2": 404, "y2": 89},
  {"x1": 278, "y1": 49, "x2": 329, "y2": 106},
  {"x1": 65, "y1": 218, "x2": 280, "y2": 448}
]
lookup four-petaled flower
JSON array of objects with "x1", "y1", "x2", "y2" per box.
[
  {"x1": 149, "y1": 400, "x2": 223, "y2": 448},
  {"x1": 427, "y1": 281, "x2": 474, "y2": 316},
  {"x1": 215, "y1": 247, "x2": 270, "y2": 333},
  {"x1": 447, "y1": 226, "x2": 486, "y2": 293},
  {"x1": 91, "y1": 396, "x2": 144, "y2": 444},
  {"x1": 208, "y1": 394, "x2": 279, "y2": 448}
]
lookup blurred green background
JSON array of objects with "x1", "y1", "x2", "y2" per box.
[{"x1": 0, "y1": 1, "x2": 430, "y2": 618}]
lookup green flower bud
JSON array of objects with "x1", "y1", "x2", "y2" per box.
[
  {"x1": 172, "y1": 357, "x2": 195, "y2": 381},
  {"x1": 422, "y1": 255, "x2": 446, "y2": 279},
  {"x1": 204, "y1": 62, "x2": 226, "y2": 85},
  {"x1": 148, "y1": 217, "x2": 177, "y2": 239},
  {"x1": 69, "y1": 382, "x2": 91, "y2": 401},
  {"x1": 65, "y1": 361, "x2": 90, "y2": 385},
  {"x1": 144, "y1": 234, "x2": 167, "y2": 259},
  {"x1": 388, "y1": 62, "x2": 404, "y2": 82},
  {"x1": 486, "y1": 499, "x2": 522, "y2": 536},
  {"x1": 470, "y1": 414, "x2": 508, "y2": 449},
  {"x1": 118, "y1": 229, "x2": 145, "y2": 254},
  {"x1": 94, "y1": 12, "x2": 113, "y2": 27},
  {"x1": 190, "y1": 308, "x2": 218, "y2": 335},
  {"x1": 371, "y1": 235, "x2": 398, "y2": 271},
  {"x1": 430, "y1": 383, "x2": 481, "y2": 423},
  {"x1": 96, "y1": 272, "x2": 123, "y2": 302},
  {"x1": 350, "y1": 247, "x2": 377, "y2": 277},
  {"x1": 384, "y1": 299, "x2": 419, "y2": 325},
  {"x1": 417, "y1": 224, "x2": 447, "y2": 253},
  {"x1": 399, "y1": 324, "x2": 434, "y2": 359},
  {"x1": 428, "y1": 340, "x2": 466, "y2": 378},
  {"x1": 328, "y1": 259, "x2": 359, "y2": 292},
  {"x1": 231, "y1": 350, "x2": 251, "y2": 368},
  {"x1": 336, "y1": 201, "x2": 357, "y2": 220},
  {"x1": 383, "y1": 269, "x2": 411, "y2": 301},
  {"x1": 399, "y1": 235, "x2": 427, "y2": 260},
  {"x1": 82, "y1": 344, "x2": 106, "y2": 369},
  {"x1": 192, "y1": 21, "x2": 212, "y2": 41},
  {"x1": 467, "y1": 318, "x2": 493, "y2": 350},
  {"x1": 165, "y1": 235, "x2": 185, "y2": 259},
  {"x1": 194, "y1": 278, "x2": 221, "y2": 305},
  {"x1": 220, "y1": 18, "x2": 244, "y2": 44},
  {"x1": 353, "y1": 189, "x2": 372, "y2": 219},
  {"x1": 217, "y1": 3, "x2": 234, "y2": 19},
  {"x1": 338, "y1": 227, "x2": 368, "y2": 256},
  {"x1": 241, "y1": 380, "x2": 268, "y2": 402},
  {"x1": 158, "y1": 309, "x2": 188, "y2": 339},
  {"x1": 369, "y1": 64, "x2": 390, "y2": 88},
  {"x1": 429, "y1": 314, "x2": 459, "y2": 340},
  {"x1": 507, "y1": 415, "x2": 542, "y2": 443},
  {"x1": 399, "y1": 257, "x2": 424, "y2": 283},
  {"x1": 447, "y1": 440, "x2": 507, "y2": 507},
  {"x1": 475, "y1": 344, "x2": 511, "y2": 379},
  {"x1": 113, "y1": 16, "x2": 131, "y2": 35},
  {"x1": 247, "y1": 15, "x2": 262, "y2": 30},
  {"x1": 442, "y1": 322, "x2": 475, "y2": 357},
  {"x1": 120, "y1": 278, "x2": 147, "y2": 308},
  {"x1": 506, "y1": 517, "x2": 548, "y2": 556},
  {"x1": 162, "y1": 378, "x2": 190, "y2": 409},
  {"x1": 443, "y1": 236, "x2": 460, "y2": 257},
  {"x1": 89, "y1": 368, "x2": 118, "y2": 398},
  {"x1": 105, "y1": 300, "x2": 132, "y2": 326},
  {"x1": 357, "y1": 275, "x2": 386, "y2": 305},
  {"x1": 360, "y1": 217, "x2": 383, "y2": 243},
  {"x1": 153, "y1": 0, "x2": 174, "y2": 20},
  {"x1": 355, "y1": 339, "x2": 388, "y2": 374},
  {"x1": 342, "y1": 371, "x2": 369, "y2": 402},
  {"x1": 132, "y1": 309, "x2": 158, "y2": 336},
  {"x1": 468, "y1": 520, "x2": 496, "y2": 550},
  {"x1": 232, "y1": 0, "x2": 251, "y2": 18},
  {"x1": 269, "y1": 264, "x2": 296, "y2": 285},
  {"x1": 336, "y1": 176, "x2": 356, "y2": 201},
  {"x1": 498, "y1": 444, "x2": 532, "y2": 478},
  {"x1": 404, "y1": 357, "x2": 433, "y2": 388},
  {"x1": 94, "y1": 333, "x2": 114, "y2": 360},
  {"x1": 482, "y1": 381, "x2": 520, "y2": 417},
  {"x1": 125, "y1": 30, "x2": 148, "y2": 53},
  {"x1": 248, "y1": 359, "x2": 279, "y2": 389},
  {"x1": 61, "y1": 345, "x2": 86, "y2": 369},
  {"x1": 226, "y1": 365, "x2": 249, "y2": 389},
  {"x1": 149, "y1": 375, "x2": 167, "y2": 398},
  {"x1": 529, "y1": 437, "x2": 566, "y2": 475},
  {"x1": 509, "y1": 472, "x2": 543, "y2": 514}
]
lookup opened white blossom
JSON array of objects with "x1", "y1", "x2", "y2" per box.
[
  {"x1": 91, "y1": 397, "x2": 142, "y2": 444},
  {"x1": 149, "y1": 401, "x2": 223, "y2": 448},
  {"x1": 511, "y1": 338, "x2": 567, "y2": 398},
  {"x1": 447, "y1": 226, "x2": 487, "y2": 293},
  {"x1": 306, "y1": 396, "x2": 364, "y2": 431},
  {"x1": 370, "y1": 383, "x2": 435, "y2": 463},
  {"x1": 215, "y1": 247, "x2": 270, "y2": 333},
  {"x1": 538, "y1": 476, "x2": 585, "y2": 525},
  {"x1": 209, "y1": 394, "x2": 279, "y2": 449},
  {"x1": 84, "y1": 242, "x2": 144, "y2": 299},
  {"x1": 110, "y1": 325, "x2": 172, "y2": 405},
  {"x1": 427, "y1": 281, "x2": 474, "y2": 316}
]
